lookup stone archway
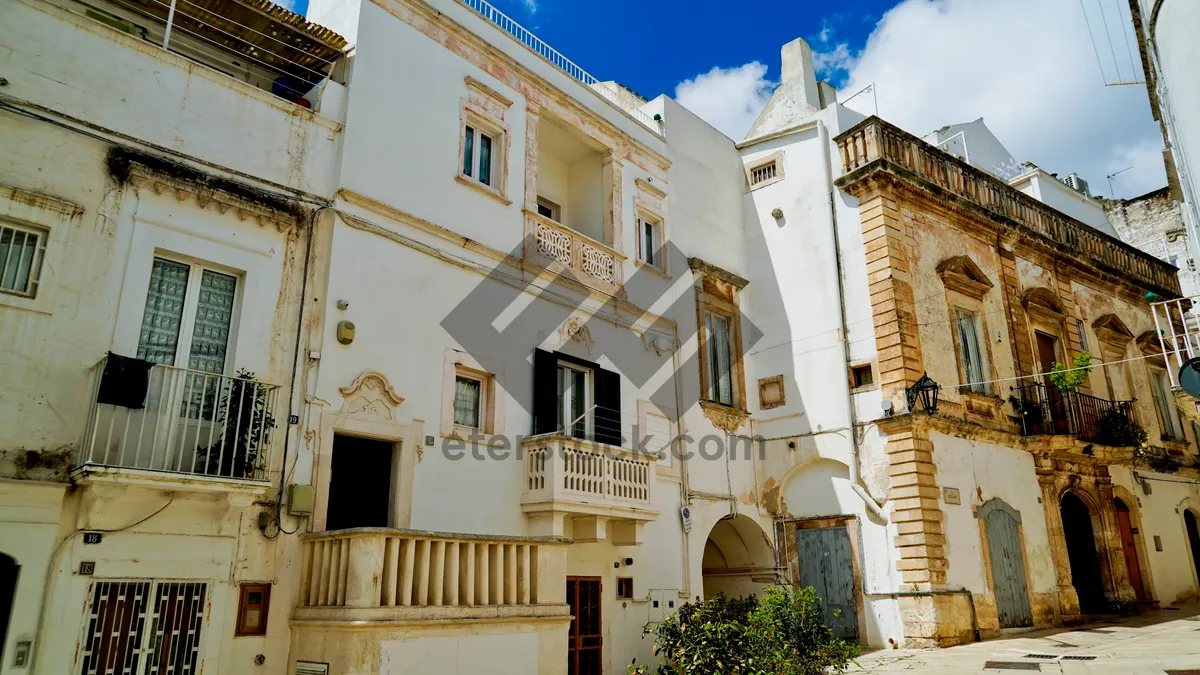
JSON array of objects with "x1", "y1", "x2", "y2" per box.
[
  {"x1": 701, "y1": 514, "x2": 776, "y2": 599},
  {"x1": 1061, "y1": 492, "x2": 1107, "y2": 614}
]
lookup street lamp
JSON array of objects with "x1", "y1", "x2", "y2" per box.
[{"x1": 906, "y1": 372, "x2": 940, "y2": 415}]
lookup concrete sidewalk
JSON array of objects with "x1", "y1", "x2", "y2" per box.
[{"x1": 851, "y1": 606, "x2": 1200, "y2": 673}]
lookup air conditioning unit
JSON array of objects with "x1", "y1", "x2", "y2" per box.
[{"x1": 1062, "y1": 173, "x2": 1090, "y2": 196}]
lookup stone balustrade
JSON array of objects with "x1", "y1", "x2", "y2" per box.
[
  {"x1": 835, "y1": 116, "x2": 1181, "y2": 297},
  {"x1": 526, "y1": 211, "x2": 624, "y2": 290},
  {"x1": 295, "y1": 528, "x2": 570, "y2": 621},
  {"x1": 521, "y1": 434, "x2": 657, "y2": 545}
]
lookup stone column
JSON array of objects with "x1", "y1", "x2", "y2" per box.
[
  {"x1": 1038, "y1": 473, "x2": 1080, "y2": 622},
  {"x1": 1096, "y1": 480, "x2": 1137, "y2": 603}
]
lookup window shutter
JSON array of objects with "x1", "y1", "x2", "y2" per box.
[
  {"x1": 533, "y1": 348, "x2": 558, "y2": 435},
  {"x1": 594, "y1": 367, "x2": 622, "y2": 446}
]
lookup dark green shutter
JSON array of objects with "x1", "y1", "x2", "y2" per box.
[
  {"x1": 532, "y1": 348, "x2": 558, "y2": 435},
  {"x1": 594, "y1": 367, "x2": 622, "y2": 446}
]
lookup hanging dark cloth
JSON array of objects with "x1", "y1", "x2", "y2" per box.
[{"x1": 96, "y1": 352, "x2": 154, "y2": 409}]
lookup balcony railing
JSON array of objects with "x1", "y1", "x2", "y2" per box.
[
  {"x1": 835, "y1": 117, "x2": 1181, "y2": 297},
  {"x1": 78, "y1": 355, "x2": 281, "y2": 482},
  {"x1": 456, "y1": 0, "x2": 664, "y2": 136},
  {"x1": 295, "y1": 528, "x2": 569, "y2": 620},
  {"x1": 527, "y1": 212, "x2": 623, "y2": 289},
  {"x1": 1010, "y1": 382, "x2": 1139, "y2": 446},
  {"x1": 521, "y1": 434, "x2": 656, "y2": 543}
]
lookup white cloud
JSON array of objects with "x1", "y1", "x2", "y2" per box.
[
  {"x1": 674, "y1": 62, "x2": 774, "y2": 140},
  {"x1": 677, "y1": 0, "x2": 1166, "y2": 198},
  {"x1": 521, "y1": 0, "x2": 537, "y2": 14}
]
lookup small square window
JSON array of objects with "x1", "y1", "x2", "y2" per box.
[
  {"x1": 0, "y1": 222, "x2": 47, "y2": 298},
  {"x1": 851, "y1": 365, "x2": 874, "y2": 388},
  {"x1": 453, "y1": 375, "x2": 483, "y2": 428},
  {"x1": 745, "y1": 152, "x2": 785, "y2": 191},
  {"x1": 235, "y1": 582, "x2": 271, "y2": 636},
  {"x1": 536, "y1": 197, "x2": 561, "y2": 222},
  {"x1": 637, "y1": 215, "x2": 663, "y2": 269},
  {"x1": 616, "y1": 577, "x2": 633, "y2": 599}
]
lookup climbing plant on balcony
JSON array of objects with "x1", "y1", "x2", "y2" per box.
[
  {"x1": 194, "y1": 369, "x2": 276, "y2": 479},
  {"x1": 628, "y1": 586, "x2": 858, "y2": 675},
  {"x1": 1047, "y1": 352, "x2": 1094, "y2": 392},
  {"x1": 1095, "y1": 407, "x2": 1147, "y2": 448}
]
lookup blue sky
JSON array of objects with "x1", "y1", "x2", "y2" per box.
[{"x1": 484, "y1": 0, "x2": 893, "y2": 97}]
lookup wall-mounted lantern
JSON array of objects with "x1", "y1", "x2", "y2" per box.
[{"x1": 906, "y1": 372, "x2": 940, "y2": 415}]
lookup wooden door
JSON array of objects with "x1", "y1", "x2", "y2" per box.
[
  {"x1": 983, "y1": 503, "x2": 1034, "y2": 627},
  {"x1": 1036, "y1": 332, "x2": 1068, "y2": 433},
  {"x1": 1114, "y1": 500, "x2": 1146, "y2": 601},
  {"x1": 795, "y1": 527, "x2": 858, "y2": 641},
  {"x1": 566, "y1": 576, "x2": 601, "y2": 675},
  {"x1": 325, "y1": 434, "x2": 393, "y2": 530}
]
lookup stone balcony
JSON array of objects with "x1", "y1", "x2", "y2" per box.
[
  {"x1": 521, "y1": 434, "x2": 657, "y2": 545},
  {"x1": 524, "y1": 211, "x2": 625, "y2": 295},
  {"x1": 835, "y1": 116, "x2": 1181, "y2": 298}
]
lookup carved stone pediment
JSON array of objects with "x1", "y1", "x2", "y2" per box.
[
  {"x1": 936, "y1": 255, "x2": 993, "y2": 298},
  {"x1": 1092, "y1": 313, "x2": 1134, "y2": 350},
  {"x1": 700, "y1": 401, "x2": 750, "y2": 432},
  {"x1": 1021, "y1": 287, "x2": 1064, "y2": 323},
  {"x1": 339, "y1": 371, "x2": 405, "y2": 421}
]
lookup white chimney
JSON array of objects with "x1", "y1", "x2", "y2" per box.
[{"x1": 780, "y1": 37, "x2": 820, "y2": 109}]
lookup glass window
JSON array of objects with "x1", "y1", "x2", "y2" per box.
[
  {"x1": 536, "y1": 197, "x2": 560, "y2": 221},
  {"x1": 136, "y1": 257, "x2": 237, "y2": 372},
  {"x1": 706, "y1": 312, "x2": 733, "y2": 406},
  {"x1": 0, "y1": 223, "x2": 46, "y2": 297},
  {"x1": 639, "y1": 217, "x2": 659, "y2": 267},
  {"x1": 462, "y1": 125, "x2": 495, "y2": 187},
  {"x1": 1152, "y1": 369, "x2": 1183, "y2": 439},
  {"x1": 453, "y1": 375, "x2": 482, "y2": 428},
  {"x1": 557, "y1": 362, "x2": 590, "y2": 438},
  {"x1": 955, "y1": 308, "x2": 989, "y2": 394},
  {"x1": 1077, "y1": 319, "x2": 1088, "y2": 352}
]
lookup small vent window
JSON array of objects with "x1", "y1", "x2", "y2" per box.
[
  {"x1": 750, "y1": 162, "x2": 777, "y2": 186},
  {"x1": 616, "y1": 577, "x2": 634, "y2": 599}
]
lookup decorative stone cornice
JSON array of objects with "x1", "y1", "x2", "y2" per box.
[
  {"x1": 936, "y1": 255, "x2": 994, "y2": 298},
  {"x1": 688, "y1": 257, "x2": 749, "y2": 290},
  {"x1": 130, "y1": 171, "x2": 298, "y2": 232}
]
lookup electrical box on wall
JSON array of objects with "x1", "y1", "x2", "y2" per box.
[
  {"x1": 288, "y1": 484, "x2": 315, "y2": 516},
  {"x1": 648, "y1": 589, "x2": 679, "y2": 623},
  {"x1": 336, "y1": 320, "x2": 355, "y2": 345}
]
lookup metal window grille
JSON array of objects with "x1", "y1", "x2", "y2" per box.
[
  {"x1": 0, "y1": 222, "x2": 47, "y2": 297},
  {"x1": 78, "y1": 580, "x2": 208, "y2": 675},
  {"x1": 749, "y1": 162, "x2": 778, "y2": 186}
]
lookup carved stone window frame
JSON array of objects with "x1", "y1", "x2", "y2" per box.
[
  {"x1": 690, "y1": 257, "x2": 750, "y2": 430},
  {"x1": 440, "y1": 348, "x2": 506, "y2": 438},
  {"x1": 937, "y1": 256, "x2": 998, "y2": 398},
  {"x1": 1093, "y1": 313, "x2": 1135, "y2": 400},
  {"x1": 1021, "y1": 287, "x2": 1069, "y2": 379},
  {"x1": 0, "y1": 183, "x2": 83, "y2": 315},
  {"x1": 456, "y1": 76, "x2": 513, "y2": 206},
  {"x1": 744, "y1": 151, "x2": 785, "y2": 192},
  {"x1": 634, "y1": 177, "x2": 668, "y2": 276}
]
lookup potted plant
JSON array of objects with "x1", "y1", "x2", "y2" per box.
[
  {"x1": 1095, "y1": 407, "x2": 1146, "y2": 447},
  {"x1": 194, "y1": 369, "x2": 276, "y2": 479},
  {"x1": 1047, "y1": 352, "x2": 1094, "y2": 392}
]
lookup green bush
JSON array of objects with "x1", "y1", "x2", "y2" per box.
[
  {"x1": 630, "y1": 586, "x2": 859, "y2": 675},
  {"x1": 1047, "y1": 352, "x2": 1093, "y2": 392}
]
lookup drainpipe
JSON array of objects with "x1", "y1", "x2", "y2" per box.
[{"x1": 818, "y1": 119, "x2": 887, "y2": 521}]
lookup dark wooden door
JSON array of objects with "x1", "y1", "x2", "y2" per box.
[
  {"x1": 1114, "y1": 500, "x2": 1146, "y2": 601},
  {"x1": 1036, "y1": 332, "x2": 1068, "y2": 433},
  {"x1": 566, "y1": 576, "x2": 601, "y2": 675},
  {"x1": 1185, "y1": 510, "x2": 1200, "y2": 586},
  {"x1": 326, "y1": 435, "x2": 393, "y2": 530},
  {"x1": 0, "y1": 554, "x2": 15, "y2": 668},
  {"x1": 795, "y1": 526, "x2": 858, "y2": 641}
]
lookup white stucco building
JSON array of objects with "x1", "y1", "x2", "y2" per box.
[{"x1": 2, "y1": 0, "x2": 1200, "y2": 673}]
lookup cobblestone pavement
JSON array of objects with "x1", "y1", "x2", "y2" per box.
[{"x1": 851, "y1": 606, "x2": 1200, "y2": 674}]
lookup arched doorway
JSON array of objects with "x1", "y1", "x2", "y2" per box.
[
  {"x1": 1061, "y1": 492, "x2": 1106, "y2": 613},
  {"x1": 1114, "y1": 498, "x2": 1146, "y2": 601},
  {"x1": 0, "y1": 553, "x2": 17, "y2": 665},
  {"x1": 701, "y1": 515, "x2": 776, "y2": 599},
  {"x1": 979, "y1": 499, "x2": 1033, "y2": 628},
  {"x1": 1185, "y1": 509, "x2": 1200, "y2": 585}
]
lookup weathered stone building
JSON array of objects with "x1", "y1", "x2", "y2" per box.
[{"x1": 1104, "y1": 187, "x2": 1200, "y2": 300}]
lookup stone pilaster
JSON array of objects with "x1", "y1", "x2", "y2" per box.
[
  {"x1": 1095, "y1": 480, "x2": 1137, "y2": 603},
  {"x1": 998, "y1": 245, "x2": 1034, "y2": 381},
  {"x1": 1038, "y1": 474, "x2": 1081, "y2": 622}
]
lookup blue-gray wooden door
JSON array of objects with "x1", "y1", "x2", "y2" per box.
[
  {"x1": 984, "y1": 506, "x2": 1033, "y2": 628},
  {"x1": 795, "y1": 526, "x2": 858, "y2": 641}
]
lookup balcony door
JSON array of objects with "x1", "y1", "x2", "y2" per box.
[
  {"x1": 325, "y1": 434, "x2": 394, "y2": 530},
  {"x1": 566, "y1": 576, "x2": 601, "y2": 675},
  {"x1": 1035, "y1": 332, "x2": 1068, "y2": 434}
]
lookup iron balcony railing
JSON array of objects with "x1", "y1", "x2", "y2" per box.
[
  {"x1": 78, "y1": 355, "x2": 281, "y2": 481},
  {"x1": 1010, "y1": 382, "x2": 1138, "y2": 446},
  {"x1": 455, "y1": 0, "x2": 664, "y2": 136}
]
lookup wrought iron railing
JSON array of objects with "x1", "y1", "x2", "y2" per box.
[
  {"x1": 78, "y1": 356, "x2": 281, "y2": 481},
  {"x1": 455, "y1": 0, "x2": 664, "y2": 136},
  {"x1": 835, "y1": 117, "x2": 1181, "y2": 296},
  {"x1": 1010, "y1": 382, "x2": 1138, "y2": 446}
]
